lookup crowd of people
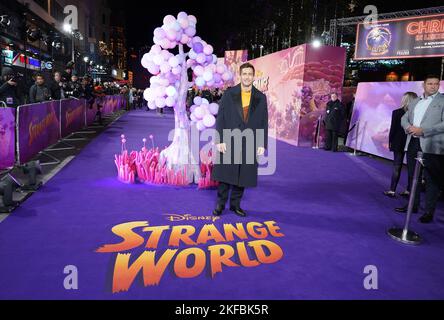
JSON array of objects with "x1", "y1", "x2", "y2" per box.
[{"x1": 0, "y1": 62, "x2": 131, "y2": 108}]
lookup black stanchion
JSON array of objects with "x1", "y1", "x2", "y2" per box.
[{"x1": 388, "y1": 151, "x2": 423, "y2": 245}]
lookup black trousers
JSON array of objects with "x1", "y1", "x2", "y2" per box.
[
  {"x1": 216, "y1": 182, "x2": 245, "y2": 208},
  {"x1": 408, "y1": 138, "x2": 443, "y2": 214},
  {"x1": 325, "y1": 129, "x2": 338, "y2": 151},
  {"x1": 390, "y1": 151, "x2": 406, "y2": 192}
]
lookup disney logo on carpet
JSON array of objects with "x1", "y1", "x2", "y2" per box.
[{"x1": 163, "y1": 214, "x2": 220, "y2": 222}]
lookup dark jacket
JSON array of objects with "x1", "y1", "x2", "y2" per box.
[
  {"x1": 389, "y1": 107, "x2": 407, "y2": 152},
  {"x1": 0, "y1": 80, "x2": 20, "y2": 107},
  {"x1": 49, "y1": 80, "x2": 63, "y2": 100},
  {"x1": 324, "y1": 99, "x2": 345, "y2": 132},
  {"x1": 211, "y1": 84, "x2": 268, "y2": 188},
  {"x1": 65, "y1": 81, "x2": 83, "y2": 98},
  {"x1": 29, "y1": 83, "x2": 50, "y2": 103}
]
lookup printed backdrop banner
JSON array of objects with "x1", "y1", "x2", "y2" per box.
[
  {"x1": 17, "y1": 101, "x2": 60, "y2": 164},
  {"x1": 224, "y1": 50, "x2": 248, "y2": 85},
  {"x1": 355, "y1": 13, "x2": 444, "y2": 60},
  {"x1": 248, "y1": 44, "x2": 346, "y2": 146},
  {"x1": 60, "y1": 99, "x2": 86, "y2": 138},
  {"x1": 346, "y1": 81, "x2": 444, "y2": 160},
  {"x1": 0, "y1": 107, "x2": 16, "y2": 169}
]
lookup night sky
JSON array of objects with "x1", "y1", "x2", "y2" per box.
[{"x1": 109, "y1": 0, "x2": 443, "y2": 55}]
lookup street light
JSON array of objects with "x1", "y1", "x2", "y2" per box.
[
  {"x1": 259, "y1": 44, "x2": 264, "y2": 57},
  {"x1": 83, "y1": 56, "x2": 89, "y2": 74}
]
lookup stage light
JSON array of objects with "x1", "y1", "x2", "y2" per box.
[
  {"x1": 0, "y1": 15, "x2": 11, "y2": 28},
  {"x1": 312, "y1": 39, "x2": 322, "y2": 48},
  {"x1": 84, "y1": 56, "x2": 89, "y2": 62},
  {"x1": 0, "y1": 174, "x2": 21, "y2": 213},
  {"x1": 21, "y1": 160, "x2": 42, "y2": 191}
]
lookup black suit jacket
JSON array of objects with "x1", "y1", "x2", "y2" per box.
[
  {"x1": 389, "y1": 107, "x2": 407, "y2": 152},
  {"x1": 211, "y1": 84, "x2": 268, "y2": 187},
  {"x1": 324, "y1": 100, "x2": 345, "y2": 132}
]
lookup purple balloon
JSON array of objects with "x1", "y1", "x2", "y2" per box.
[
  {"x1": 196, "y1": 53, "x2": 206, "y2": 64},
  {"x1": 185, "y1": 26, "x2": 196, "y2": 37},
  {"x1": 205, "y1": 55, "x2": 213, "y2": 63},
  {"x1": 213, "y1": 73, "x2": 222, "y2": 83},
  {"x1": 193, "y1": 42, "x2": 204, "y2": 53}
]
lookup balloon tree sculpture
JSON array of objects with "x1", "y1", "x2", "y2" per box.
[{"x1": 140, "y1": 11, "x2": 233, "y2": 185}]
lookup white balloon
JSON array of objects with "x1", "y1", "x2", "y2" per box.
[
  {"x1": 148, "y1": 100, "x2": 156, "y2": 110},
  {"x1": 188, "y1": 50, "x2": 197, "y2": 60},
  {"x1": 152, "y1": 54, "x2": 164, "y2": 66},
  {"x1": 194, "y1": 106, "x2": 205, "y2": 119},
  {"x1": 168, "y1": 56, "x2": 179, "y2": 68},
  {"x1": 209, "y1": 103, "x2": 219, "y2": 115},
  {"x1": 196, "y1": 121, "x2": 206, "y2": 131},
  {"x1": 155, "y1": 97, "x2": 166, "y2": 108},
  {"x1": 193, "y1": 96, "x2": 202, "y2": 105},
  {"x1": 203, "y1": 71, "x2": 213, "y2": 81},
  {"x1": 165, "y1": 86, "x2": 177, "y2": 97},
  {"x1": 151, "y1": 44, "x2": 162, "y2": 54},
  {"x1": 203, "y1": 114, "x2": 216, "y2": 127},
  {"x1": 165, "y1": 96, "x2": 175, "y2": 107},
  {"x1": 201, "y1": 98, "x2": 209, "y2": 105}
]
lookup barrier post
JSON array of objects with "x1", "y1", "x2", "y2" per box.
[
  {"x1": 387, "y1": 151, "x2": 423, "y2": 245},
  {"x1": 312, "y1": 116, "x2": 322, "y2": 149},
  {"x1": 350, "y1": 121, "x2": 360, "y2": 156}
]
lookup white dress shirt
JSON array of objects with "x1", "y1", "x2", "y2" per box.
[{"x1": 413, "y1": 92, "x2": 439, "y2": 127}]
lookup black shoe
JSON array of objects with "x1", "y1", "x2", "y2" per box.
[
  {"x1": 419, "y1": 212, "x2": 434, "y2": 224},
  {"x1": 395, "y1": 205, "x2": 418, "y2": 214},
  {"x1": 230, "y1": 206, "x2": 246, "y2": 217},
  {"x1": 383, "y1": 191, "x2": 396, "y2": 198},
  {"x1": 212, "y1": 206, "x2": 224, "y2": 216},
  {"x1": 399, "y1": 190, "x2": 410, "y2": 198}
]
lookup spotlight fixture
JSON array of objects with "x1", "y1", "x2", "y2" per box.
[
  {"x1": 0, "y1": 15, "x2": 11, "y2": 28},
  {"x1": 0, "y1": 174, "x2": 21, "y2": 213},
  {"x1": 21, "y1": 160, "x2": 43, "y2": 191}
]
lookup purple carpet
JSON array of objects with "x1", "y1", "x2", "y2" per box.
[{"x1": 0, "y1": 109, "x2": 443, "y2": 300}]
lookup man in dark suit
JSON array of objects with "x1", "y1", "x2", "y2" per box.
[
  {"x1": 324, "y1": 93, "x2": 345, "y2": 152},
  {"x1": 211, "y1": 62, "x2": 268, "y2": 217}
]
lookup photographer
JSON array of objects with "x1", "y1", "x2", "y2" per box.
[
  {"x1": 29, "y1": 73, "x2": 50, "y2": 103},
  {"x1": 0, "y1": 67, "x2": 21, "y2": 108},
  {"x1": 61, "y1": 62, "x2": 74, "y2": 83},
  {"x1": 81, "y1": 75, "x2": 95, "y2": 107},
  {"x1": 65, "y1": 74, "x2": 84, "y2": 98}
]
